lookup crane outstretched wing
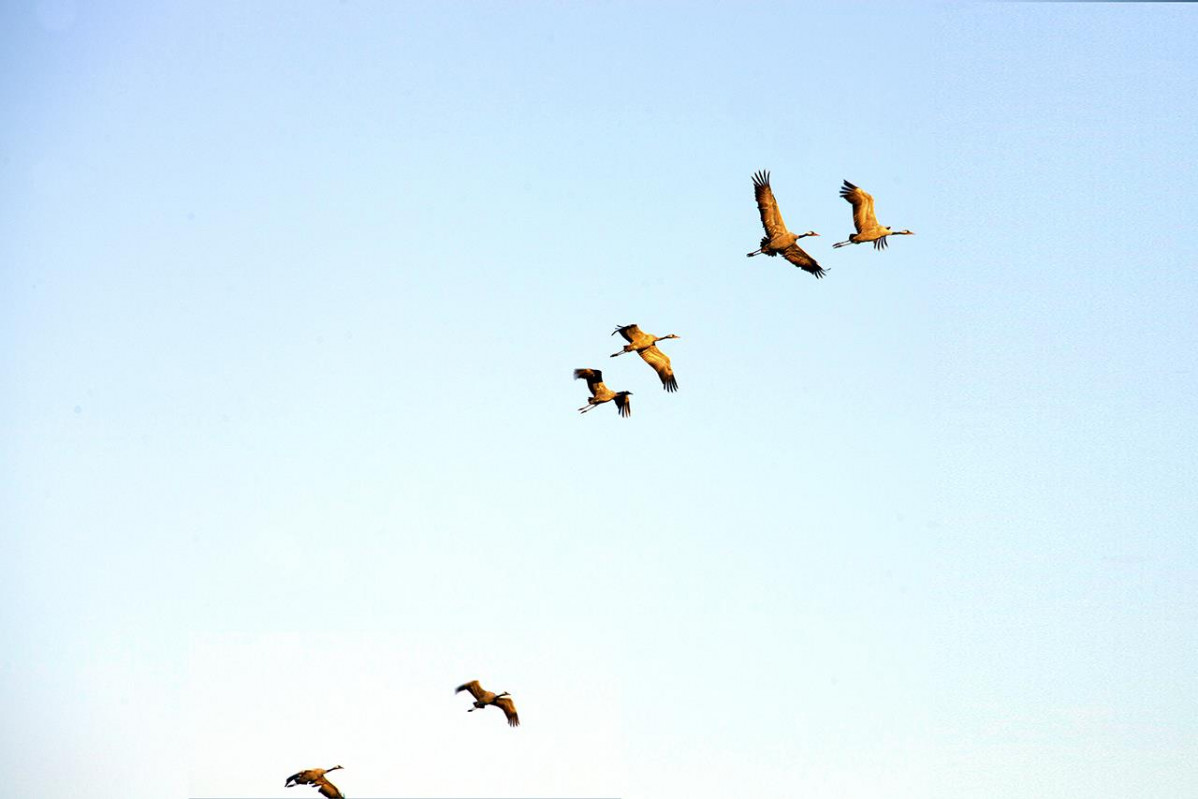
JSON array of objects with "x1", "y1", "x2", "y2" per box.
[
  {"x1": 781, "y1": 243, "x2": 826, "y2": 278},
  {"x1": 455, "y1": 680, "x2": 485, "y2": 701},
  {"x1": 614, "y1": 393, "x2": 632, "y2": 418},
  {"x1": 637, "y1": 346, "x2": 677, "y2": 391},
  {"x1": 286, "y1": 770, "x2": 319, "y2": 787},
  {"x1": 753, "y1": 171, "x2": 790, "y2": 239},
  {"x1": 572, "y1": 369, "x2": 605, "y2": 395},
  {"x1": 314, "y1": 776, "x2": 344, "y2": 799},
  {"x1": 612, "y1": 324, "x2": 645, "y2": 344},
  {"x1": 840, "y1": 180, "x2": 878, "y2": 234},
  {"x1": 494, "y1": 695, "x2": 521, "y2": 727}
]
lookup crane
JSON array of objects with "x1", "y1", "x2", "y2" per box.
[
  {"x1": 574, "y1": 369, "x2": 632, "y2": 417},
  {"x1": 747, "y1": 170, "x2": 825, "y2": 278},
  {"x1": 833, "y1": 180, "x2": 914, "y2": 250},
  {"x1": 611, "y1": 324, "x2": 679, "y2": 392},
  {"x1": 285, "y1": 766, "x2": 344, "y2": 799},
  {"x1": 456, "y1": 680, "x2": 520, "y2": 727}
]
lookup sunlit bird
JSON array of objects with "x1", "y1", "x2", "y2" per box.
[
  {"x1": 610, "y1": 324, "x2": 679, "y2": 392},
  {"x1": 746, "y1": 170, "x2": 825, "y2": 278},
  {"x1": 833, "y1": 180, "x2": 914, "y2": 250},
  {"x1": 574, "y1": 369, "x2": 632, "y2": 418},
  {"x1": 456, "y1": 679, "x2": 520, "y2": 727},
  {"x1": 285, "y1": 766, "x2": 344, "y2": 799}
]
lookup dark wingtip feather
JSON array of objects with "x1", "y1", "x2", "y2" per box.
[{"x1": 793, "y1": 260, "x2": 826, "y2": 277}]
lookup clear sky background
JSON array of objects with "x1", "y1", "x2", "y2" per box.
[{"x1": 3, "y1": 1, "x2": 1196, "y2": 798}]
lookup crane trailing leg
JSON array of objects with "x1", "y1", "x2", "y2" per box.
[{"x1": 746, "y1": 236, "x2": 771, "y2": 257}]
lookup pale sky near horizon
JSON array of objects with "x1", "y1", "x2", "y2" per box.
[{"x1": 3, "y1": 2, "x2": 1196, "y2": 798}]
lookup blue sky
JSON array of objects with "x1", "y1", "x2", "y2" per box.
[{"x1": 3, "y1": 2, "x2": 1196, "y2": 798}]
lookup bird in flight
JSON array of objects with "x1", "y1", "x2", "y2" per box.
[
  {"x1": 456, "y1": 679, "x2": 520, "y2": 727},
  {"x1": 833, "y1": 180, "x2": 914, "y2": 250},
  {"x1": 747, "y1": 170, "x2": 825, "y2": 278},
  {"x1": 610, "y1": 324, "x2": 679, "y2": 392},
  {"x1": 285, "y1": 765, "x2": 344, "y2": 799},
  {"x1": 574, "y1": 369, "x2": 632, "y2": 418}
]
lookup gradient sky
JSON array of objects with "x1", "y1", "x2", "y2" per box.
[{"x1": 3, "y1": 2, "x2": 1196, "y2": 798}]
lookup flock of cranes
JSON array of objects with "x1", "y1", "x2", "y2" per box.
[
  {"x1": 748, "y1": 171, "x2": 914, "y2": 278},
  {"x1": 574, "y1": 324, "x2": 681, "y2": 418},
  {"x1": 284, "y1": 680, "x2": 518, "y2": 798},
  {"x1": 575, "y1": 171, "x2": 913, "y2": 418},
  {"x1": 282, "y1": 172, "x2": 912, "y2": 798}
]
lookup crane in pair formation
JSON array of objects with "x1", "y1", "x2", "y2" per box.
[
  {"x1": 285, "y1": 681, "x2": 519, "y2": 797},
  {"x1": 747, "y1": 171, "x2": 914, "y2": 278},
  {"x1": 576, "y1": 324, "x2": 680, "y2": 419}
]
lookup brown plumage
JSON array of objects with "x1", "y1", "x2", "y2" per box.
[
  {"x1": 574, "y1": 368, "x2": 632, "y2": 417},
  {"x1": 610, "y1": 324, "x2": 679, "y2": 392},
  {"x1": 285, "y1": 766, "x2": 343, "y2": 799},
  {"x1": 747, "y1": 170, "x2": 825, "y2": 278},
  {"x1": 313, "y1": 776, "x2": 344, "y2": 799},
  {"x1": 833, "y1": 180, "x2": 915, "y2": 250},
  {"x1": 456, "y1": 679, "x2": 520, "y2": 727}
]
